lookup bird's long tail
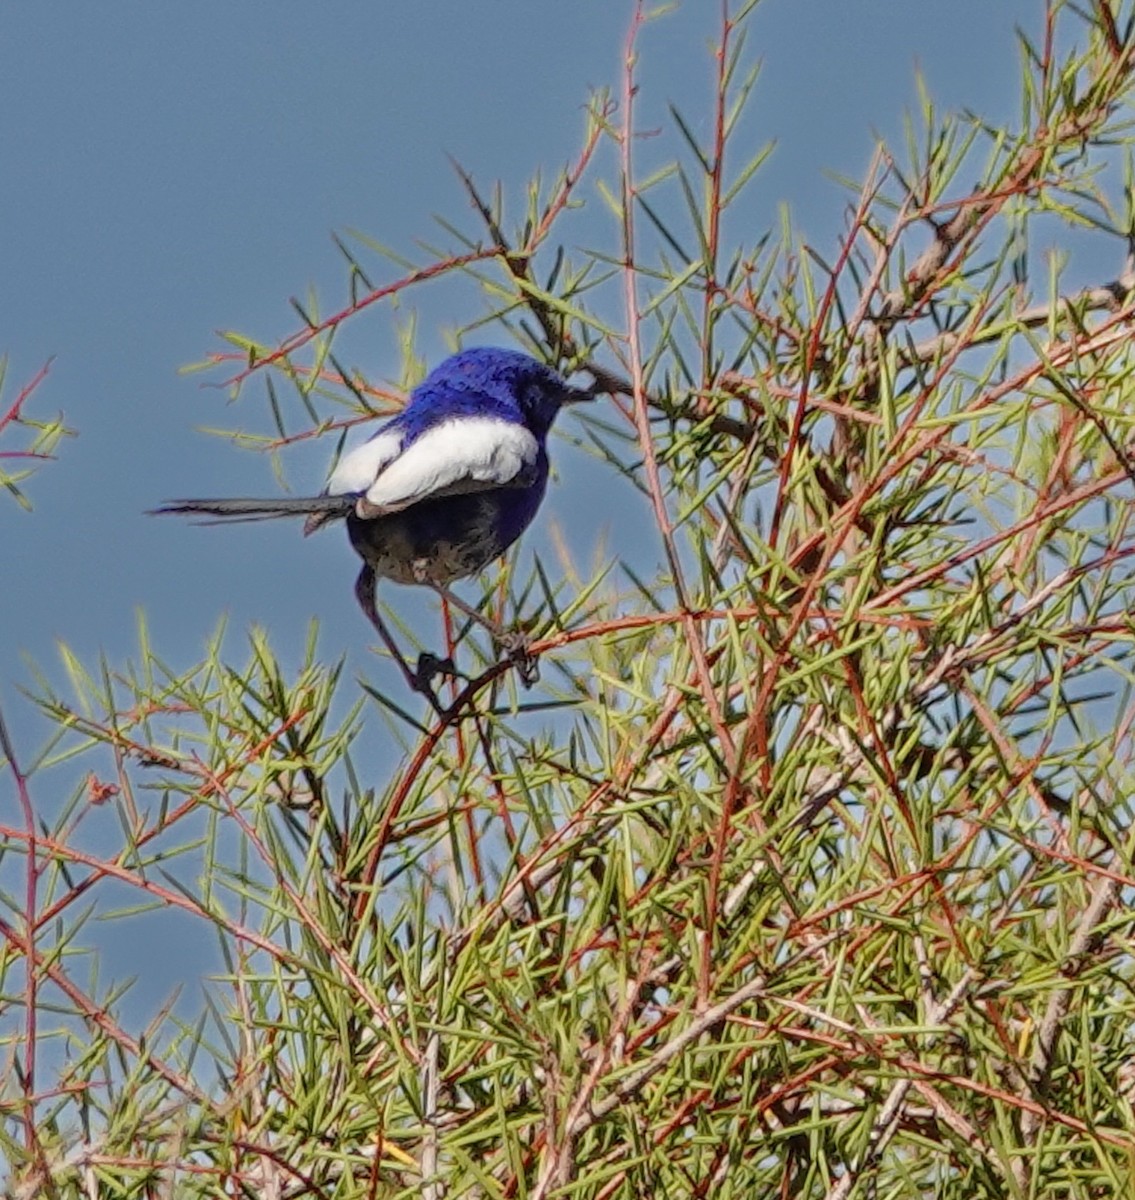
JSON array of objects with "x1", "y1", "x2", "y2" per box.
[{"x1": 149, "y1": 495, "x2": 352, "y2": 534}]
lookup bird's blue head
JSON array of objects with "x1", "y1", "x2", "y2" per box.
[{"x1": 425, "y1": 347, "x2": 592, "y2": 437}]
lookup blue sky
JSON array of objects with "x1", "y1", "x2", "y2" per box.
[{"x1": 0, "y1": 0, "x2": 1061, "y2": 1021}]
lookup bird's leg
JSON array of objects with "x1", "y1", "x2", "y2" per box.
[
  {"x1": 432, "y1": 584, "x2": 539, "y2": 687},
  {"x1": 354, "y1": 566, "x2": 450, "y2": 711}
]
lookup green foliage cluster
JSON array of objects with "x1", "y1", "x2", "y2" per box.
[
  {"x1": 0, "y1": 360, "x2": 69, "y2": 512},
  {"x1": 6, "y1": 3, "x2": 1135, "y2": 1196}
]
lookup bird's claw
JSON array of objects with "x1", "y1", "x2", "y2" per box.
[
  {"x1": 414, "y1": 651, "x2": 458, "y2": 691},
  {"x1": 499, "y1": 631, "x2": 539, "y2": 687},
  {"x1": 412, "y1": 638, "x2": 539, "y2": 706}
]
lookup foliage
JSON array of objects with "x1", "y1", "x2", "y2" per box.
[
  {"x1": 0, "y1": 360, "x2": 68, "y2": 511},
  {"x1": 5, "y1": 2, "x2": 1135, "y2": 1196}
]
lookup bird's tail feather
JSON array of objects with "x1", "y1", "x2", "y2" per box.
[{"x1": 149, "y1": 495, "x2": 352, "y2": 533}]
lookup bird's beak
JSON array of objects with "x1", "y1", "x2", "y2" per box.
[{"x1": 561, "y1": 385, "x2": 596, "y2": 405}]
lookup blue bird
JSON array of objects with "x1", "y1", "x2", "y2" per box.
[{"x1": 154, "y1": 347, "x2": 593, "y2": 702}]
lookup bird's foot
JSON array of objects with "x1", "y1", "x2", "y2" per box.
[
  {"x1": 414, "y1": 651, "x2": 458, "y2": 692},
  {"x1": 498, "y1": 631, "x2": 539, "y2": 688}
]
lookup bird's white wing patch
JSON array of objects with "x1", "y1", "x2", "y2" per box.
[
  {"x1": 361, "y1": 417, "x2": 539, "y2": 515},
  {"x1": 326, "y1": 429, "x2": 404, "y2": 495}
]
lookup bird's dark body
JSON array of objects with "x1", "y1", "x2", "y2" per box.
[{"x1": 344, "y1": 460, "x2": 548, "y2": 586}]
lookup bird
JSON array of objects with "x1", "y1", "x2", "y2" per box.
[{"x1": 153, "y1": 347, "x2": 593, "y2": 705}]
